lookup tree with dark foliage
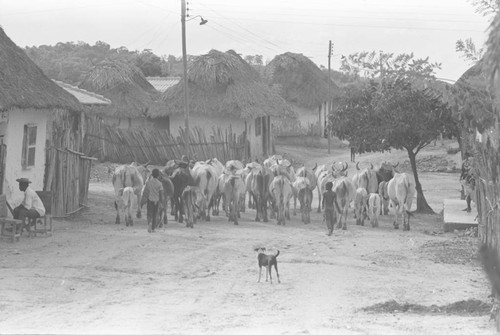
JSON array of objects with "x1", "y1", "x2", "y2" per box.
[{"x1": 329, "y1": 75, "x2": 455, "y2": 214}]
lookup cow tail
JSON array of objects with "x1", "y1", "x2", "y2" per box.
[
  {"x1": 403, "y1": 177, "x2": 411, "y2": 215},
  {"x1": 206, "y1": 171, "x2": 212, "y2": 199},
  {"x1": 275, "y1": 250, "x2": 280, "y2": 258}
]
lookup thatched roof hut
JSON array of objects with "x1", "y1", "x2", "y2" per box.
[
  {"x1": 79, "y1": 60, "x2": 157, "y2": 117},
  {"x1": 150, "y1": 49, "x2": 293, "y2": 119},
  {"x1": 0, "y1": 27, "x2": 81, "y2": 112},
  {"x1": 451, "y1": 60, "x2": 494, "y2": 133},
  {"x1": 264, "y1": 52, "x2": 339, "y2": 109}
]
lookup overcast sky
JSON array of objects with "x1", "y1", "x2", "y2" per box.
[{"x1": 0, "y1": 0, "x2": 492, "y2": 81}]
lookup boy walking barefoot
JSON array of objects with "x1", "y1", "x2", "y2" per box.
[
  {"x1": 141, "y1": 169, "x2": 164, "y2": 233},
  {"x1": 322, "y1": 181, "x2": 341, "y2": 236}
]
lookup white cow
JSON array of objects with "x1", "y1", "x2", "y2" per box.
[
  {"x1": 269, "y1": 175, "x2": 293, "y2": 225},
  {"x1": 387, "y1": 173, "x2": 416, "y2": 231},
  {"x1": 112, "y1": 163, "x2": 149, "y2": 225},
  {"x1": 367, "y1": 193, "x2": 381, "y2": 227},
  {"x1": 354, "y1": 187, "x2": 368, "y2": 226}
]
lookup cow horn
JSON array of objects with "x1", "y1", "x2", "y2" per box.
[
  {"x1": 392, "y1": 162, "x2": 399, "y2": 169},
  {"x1": 342, "y1": 162, "x2": 348, "y2": 172},
  {"x1": 312, "y1": 163, "x2": 317, "y2": 171},
  {"x1": 370, "y1": 163, "x2": 373, "y2": 169},
  {"x1": 356, "y1": 162, "x2": 360, "y2": 170},
  {"x1": 143, "y1": 160, "x2": 151, "y2": 167}
]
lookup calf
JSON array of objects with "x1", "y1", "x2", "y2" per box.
[
  {"x1": 367, "y1": 193, "x2": 381, "y2": 227},
  {"x1": 354, "y1": 187, "x2": 368, "y2": 226}
]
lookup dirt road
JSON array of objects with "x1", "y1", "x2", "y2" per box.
[{"x1": 0, "y1": 144, "x2": 494, "y2": 335}]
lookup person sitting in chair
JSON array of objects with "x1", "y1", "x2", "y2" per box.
[{"x1": 12, "y1": 178, "x2": 46, "y2": 226}]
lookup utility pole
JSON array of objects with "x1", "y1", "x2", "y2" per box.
[
  {"x1": 327, "y1": 40, "x2": 333, "y2": 154},
  {"x1": 181, "y1": 0, "x2": 190, "y2": 157}
]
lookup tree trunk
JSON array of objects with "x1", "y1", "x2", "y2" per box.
[{"x1": 407, "y1": 148, "x2": 435, "y2": 214}]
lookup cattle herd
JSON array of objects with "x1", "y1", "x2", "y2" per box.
[{"x1": 110, "y1": 154, "x2": 417, "y2": 232}]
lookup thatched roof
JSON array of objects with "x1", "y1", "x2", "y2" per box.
[
  {"x1": 264, "y1": 52, "x2": 339, "y2": 109},
  {"x1": 485, "y1": 12, "x2": 500, "y2": 92},
  {"x1": 456, "y1": 61, "x2": 487, "y2": 89},
  {"x1": 451, "y1": 59, "x2": 494, "y2": 132},
  {"x1": 79, "y1": 60, "x2": 158, "y2": 118},
  {"x1": 149, "y1": 49, "x2": 294, "y2": 119},
  {"x1": 0, "y1": 27, "x2": 82, "y2": 112}
]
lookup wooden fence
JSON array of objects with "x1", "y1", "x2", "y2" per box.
[
  {"x1": 44, "y1": 147, "x2": 96, "y2": 217},
  {"x1": 83, "y1": 116, "x2": 248, "y2": 164},
  {"x1": 472, "y1": 122, "x2": 500, "y2": 329}
]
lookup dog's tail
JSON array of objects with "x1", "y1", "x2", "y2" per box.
[{"x1": 275, "y1": 250, "x2": 280, "y2": 258}]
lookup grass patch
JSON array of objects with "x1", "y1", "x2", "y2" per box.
[{"x1": 361, "y1": 299, "x2": 491, "y2": 316}]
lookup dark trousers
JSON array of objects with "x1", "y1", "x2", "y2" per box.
[
  {"x1": 324, "y1": 208, "x2": 336, "y2": 233},
  {"x1": 147, "y1": 200, "x2": 159, "y2": 230},
  {"x1": 13, "y1": 205, "x2": 40, "y2": 225}
]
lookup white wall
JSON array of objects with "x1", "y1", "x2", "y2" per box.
[
  {"x1": 293, "y1": 105, "x2": 320, "y2": 127},
  {"x1": 2, "y1": 108, "x2": 48, "y2": 206}
]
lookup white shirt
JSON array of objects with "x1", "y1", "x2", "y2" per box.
[{"x1": 22, "y1": 186, "x2": 46, "y2": 217}]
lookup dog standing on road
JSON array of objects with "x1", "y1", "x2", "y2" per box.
[{"x1": 255, "y1": 247, "x2": 280, "y2": 284}]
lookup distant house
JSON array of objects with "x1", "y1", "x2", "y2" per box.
[
  {"x1": 54, "y1": 80, "x2": 111, "y2": 107},
  {"x1": 147, "y1": 77, "x2": 181, "y2": 93},
  {"x1": 149, "y1": 49, "x2": 294, "y2": 158},
  {"x1": 264, "y1": 52, "x2": 340, "y2": 136},
  {"x1": 79, "y1": 61, "x2": 164, "y2": 129},
  {"x1": 0, "y1": 27, "x2": 85, "y2": 212}
]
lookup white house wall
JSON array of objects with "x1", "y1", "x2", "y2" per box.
[
  {"x1": 2, "y1": 108, "x2": 48, "y2": 206},
  {"x1": 293, "y1": 105, "x2": 320, "y2": 128}
]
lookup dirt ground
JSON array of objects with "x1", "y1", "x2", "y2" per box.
[{"x1": 0, "y1": 141, "x2": 496, "y2": 335}]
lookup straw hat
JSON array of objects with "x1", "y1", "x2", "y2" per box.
[{"x1": 16, "y1": 178, "x2": 32, "y2": 184}]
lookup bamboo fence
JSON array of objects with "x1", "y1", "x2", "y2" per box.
[
  {"x1": 83, "y1": 115, "x2": 247, "y2": 164},
  {"x1": 475, "y1": 123, "x2": 500, "y2": 249},
  {"x1": 45, "y1": 147, "x2": 96, "y2": 217}
]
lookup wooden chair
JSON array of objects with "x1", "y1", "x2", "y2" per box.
[
  {"x1": 0, "y1": 194, "x2": 22, "y2": 242},
  {"x1": 26, "y1": 191, "x2": 53, "y2": 237}
]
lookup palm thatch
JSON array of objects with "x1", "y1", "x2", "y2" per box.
[
  {"x1": 485, "y1": 11, "x2": 500, "y2": 94},
  {"x1": 451, "y1": 60, "x2": 494, "y2": 133},
  {"x1": 149, "y1": 49, "x2": 294, "y2": 119},
  {"x1": 264, "y1": 52, "x2": 339, "y2": 109},
  {"x1": 0, "y1": 27, "x2": 81, "y2": 112},
  {"x1": 79, "y1": 60, "x2": 157, "y2": 118}
]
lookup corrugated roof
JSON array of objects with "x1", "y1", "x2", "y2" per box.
[
  {"x1": 147, "y1": 76, "x2": 181, "y2": 93},
  {"x1": 54, "y1": 80, "x2": 111, "y2": 106}
]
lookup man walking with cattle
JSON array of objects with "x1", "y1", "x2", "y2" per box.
[
  {"x1": 141, "y1": 168, "x2": 164, "y2": 233},
  {"x1": 322, "y1": 181, "x2": 341, "y2": 236}
]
